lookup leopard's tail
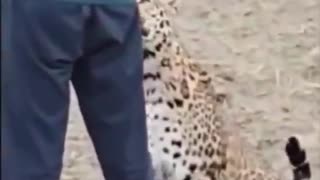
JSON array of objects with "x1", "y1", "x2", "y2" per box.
[{"x1": 285, "y1": 136, "x2": 311, "y2": 180}]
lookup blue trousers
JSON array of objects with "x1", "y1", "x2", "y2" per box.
[{"x1": 1, "y1": 1, "x2": 153, "y2": 180}]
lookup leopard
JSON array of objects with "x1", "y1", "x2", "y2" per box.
[{"x1": 137, "y1": 0, "x2": 312, "y2": 180}]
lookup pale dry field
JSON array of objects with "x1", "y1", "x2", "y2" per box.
[{"x1": 61, "y1": 0, "x2": 320, "y2": 179}]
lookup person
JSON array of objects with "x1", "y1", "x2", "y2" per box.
[{"x1": 1, "y1": 0, "x2": 153, "y2": 180}]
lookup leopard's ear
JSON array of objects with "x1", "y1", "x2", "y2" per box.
[{"x1": 154, "y1": 0, "x2": 182, "y2": 15}]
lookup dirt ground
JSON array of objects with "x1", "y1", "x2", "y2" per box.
[{"x1": 61, "y1": 0, "x2": 320, "y2": 179}]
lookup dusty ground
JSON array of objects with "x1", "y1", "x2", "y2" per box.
[{"x1": 61, "y1": 0, "x2": 320, "y2": 179}]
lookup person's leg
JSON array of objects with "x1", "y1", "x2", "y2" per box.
[
  {"x1": 1, "y1": 1, "x2": 84, "y2": 180},
  {"x1": 71, "y1": 4, "x2": 153, "y2": 180}
]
